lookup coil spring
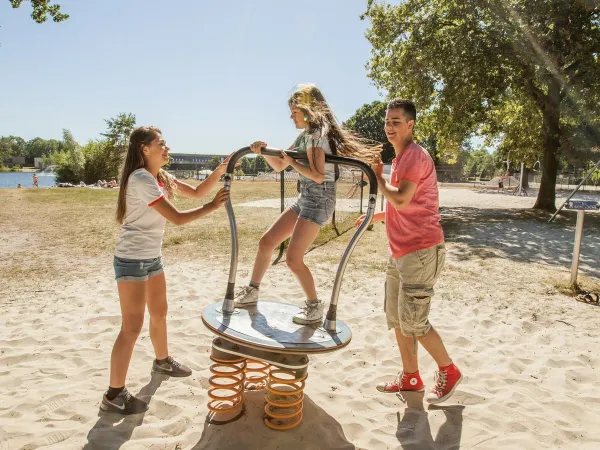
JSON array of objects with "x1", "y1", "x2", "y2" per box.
[
  {"x1": 264, "y1": 368, "x2": 307, "y2": 431},
  {"x1": 244, "y1": 359, "x2": 270, "y2": 390},
  {"x1": 207, "y1": 355, "x2": 246, "y2": 423}
]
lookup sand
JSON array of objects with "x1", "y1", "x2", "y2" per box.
[{"x1": 1, "y1": 187, "x2": 599, "y2": 449}]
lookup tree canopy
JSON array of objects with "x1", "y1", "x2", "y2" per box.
[
  {"x1": 363, "y1": 0, "x2": 600, "y2": 210},
  {"x1": 344, "y1": 101, "x2": 395, "y2": 163},
  {"x1": 10, "y1": 0, "x2": 68, "y2": 23}
]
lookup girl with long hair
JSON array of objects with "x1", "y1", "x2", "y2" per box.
[
  {"x1": 234, "y1": 84, "x2": 379, "y2": 324},
  {"x1": 102, "y1": 126, "x2": 230, "y2": 415}
]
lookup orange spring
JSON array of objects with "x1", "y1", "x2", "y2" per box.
[
  {"x1": 264, "y1": 368, "x2": 307, "y2": 431},
  {"x1": 244, "y1": 359, "x2": 270, "y2": 390},
  {"x1": 207, "y1": 355, "x2": 246, "y2": 418}
]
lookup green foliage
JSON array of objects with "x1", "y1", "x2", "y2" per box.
[
  {"x1": 461, "y1": 149, "x2": 496, "y2": 179},
  {"x1": 101, "y1": 113, "x2": 137, "y2": 179},
  {"x1": 254, "y1": 155, "x2": 268, "y2": 172},
  {"x1": 234, "y1": 168, "x2": 245, "y2": 178},
  {"x1": 207, "y1": 155, "x2": 222, "y2": 171},
  {"x1": 49, "y1": 129, "x2": 84, "y2": 183},
  {"x1": 344, "y1": 101, "x2": 395, "y2": 163},
  {"x1": 240, "y1": 156, "x2": 254, "y2": 174},
  {"x1": 0, "y1": 136, "x2": 26, "y2": 163},
  {"x1": 10, "y1": 164, "x2": 22, "y2": 172},
  {"x1": 363, "y1": 0, "x2": 600, "y2": 210},
  {"x1": 10, "y1": 0, "x2": 69, "y2": 23},
  {"x1": 81, "y1": 140, "x2": 111, "y2": 184}
]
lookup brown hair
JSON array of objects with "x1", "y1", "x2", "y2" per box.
[
  {"x1": 288, "y1": 84, "x2": 381, "y2": 163},
  {"x1": 116, "y1": 126, "x2": 177, "y2": 224}
]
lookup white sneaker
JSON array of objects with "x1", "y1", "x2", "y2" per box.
[
  {"x1": 234, "y1": 285, "x2": 259, "y2": 307},
  {"x1": 292, "y1": 300, "x2": 324, "y2": 325}
]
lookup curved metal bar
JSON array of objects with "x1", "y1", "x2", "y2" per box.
[{"x1": 221, "y1": 146, "x2": 378, "y2": 322}]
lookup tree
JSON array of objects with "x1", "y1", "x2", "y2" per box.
[
  {"x1": 50, "y1": 129, "x2": 83, "y2": 183},
  {"x1": 254, "y1": 155, "x2": 268, "y2": 173},
  {"x1": 24, "y1": 137, "x2": 60, "y2": 164},
  {"x1": 206, "y1": 155, "x2": 222, "y2": 171},
  {"x1": 10, "y1": 0, "x2": 69, "y2": 23},
  {"x1": 240, "y1": 156, "x2": 255, "y2": 174},
  {"x1": 0, "y1": 136, "x2": 26, "y2": 164},
  {"x1": 102, "y1": 113, "x2": 136, "y2": 178},
  {"x1": 363, "y1": 0, "x2": 600, "y2": 211},
  {"x1": 344, "y1": 101, "x2": 395, "y2": 163}
]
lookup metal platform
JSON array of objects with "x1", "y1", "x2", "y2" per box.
[{"x1": 201, "y1": 300, "x2": 352, "y2": 354}]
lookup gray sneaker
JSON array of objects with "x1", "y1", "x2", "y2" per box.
[
  {"x1": 234, "y1": 285, "x2": 259, "y2": 307},
  {"x1": 100, "y1": 388, "x2": 148, "y2": 415},
  {"x1": 152, "y1": 356, "x2": 192, "y2": 377},
  {"x1": 292, "y1": 300, "x2": 324, "y2": 325}
]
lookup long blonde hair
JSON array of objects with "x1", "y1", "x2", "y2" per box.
[
  {"x1": 288, "y1": 84, "x2": 381, "y2": 163},
  {"x1": 116, "y1": 126, "x2": 177, "y2": 224}
]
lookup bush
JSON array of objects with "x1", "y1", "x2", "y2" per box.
[{"x1": 10, "y1": 165, "x2": 22, "y2": 172}]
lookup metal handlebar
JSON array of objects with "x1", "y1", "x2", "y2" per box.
[{"x1": 221, "y1": 146, "x2": 378, "y2": 332}]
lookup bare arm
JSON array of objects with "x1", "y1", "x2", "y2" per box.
[
  {"x1": 377, "y1": 178, "x2": 417, "y2": 210},
  {"x1": 151, "y1": 188, "x2": 229, "y2": 226},
  {"x1": 281, "y1": 146, "x2": 326, "y2": 183},
  {"x1": 372, "y1": 155, "x2": 417, "y2": 210},
  {"x1": 175, "y1": 153, "x2": 234, "y2": 199}
]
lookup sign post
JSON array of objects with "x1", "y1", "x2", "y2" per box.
[{"x1": 566, "y1": 200, "x2": 599, "y2": 286}]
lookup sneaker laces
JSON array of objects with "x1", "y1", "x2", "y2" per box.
[
  {"x1": 165, "y1": 356, "x2": 180, "y2": 369},
  {"x1": 298, "y1": 301, "x2": 320, "y2": 317},
  {"x1": 234, "y1": 286, "x2": 253, "y2": 300},
  {"x1": 122, "y1": 389, "x2": 133, "y2": 405},
  {"x1": 431, "y1": 370, "x2": 448, "y2": 396}
]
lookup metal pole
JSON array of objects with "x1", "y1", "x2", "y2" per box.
[
  {"x1": 570, "y1": 211, "x2": 585, "y2": 286},
  {"x1": 549, "y1": 158, "x2": 600, "y2": 222},
  {"x1": 359, "y1": 172, "x2": 364, "y2": 214}
]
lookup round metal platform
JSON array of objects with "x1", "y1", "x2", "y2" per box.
[{"x1": 201, "y1": 300, "x2": 352, "y2": 354}]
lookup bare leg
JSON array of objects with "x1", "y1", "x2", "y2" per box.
[
  {"x1": 286, "y1": 218, "x2": 321, "y2": 300},
  {"x1": 146, "y1": 273, "x2": 168, "y2": 360},
  {"x1": 417, "y1": 327, "x2": 452, "y2": 367},
  {"x1": 250, "y1": 208, "x2": 298, "y2": 284},
  {"x1": 395, "y1": 328, "x2": 419, "y2": 373},
  {"x1": 110, "y1": 281, "x2": 147, "y2": 388}
]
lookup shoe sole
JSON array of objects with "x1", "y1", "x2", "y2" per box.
[
  {"x1": 376, "y1": 386, "x2": 425, "y2": 393},
  {"x1": 152, "y1": 367, "x2": 192, "y2": 377},
  {"x1": 292, "y1": 317, "x2": 323, "y2": 325},
  {"x1": 234, "y1": 302, "x2": 258, "y2": 308},
  {"x1": 426, "y1": 374, "x2": 463, "y2": 404},
  {"x1": 100, "y1": 401, "x2": 148, "y2": 415}
]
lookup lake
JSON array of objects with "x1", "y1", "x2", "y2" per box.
[{"x1": 0, "y1": 172, "x2": 57, "y2": 188}]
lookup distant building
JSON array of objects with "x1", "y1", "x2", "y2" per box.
[
  {"x1": 5, "y1": 156, "x2": 26, "y2": 168},
  {"x1": 168, "y1": 153, "x2": 225, "y2": 170},
  {"x1": 34, "y1": 157, "x2": 46, "y2": 169}
]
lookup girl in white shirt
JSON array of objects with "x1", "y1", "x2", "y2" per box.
[{"x1": 102, "y1": 126, "x2": 229, "y2": 415}]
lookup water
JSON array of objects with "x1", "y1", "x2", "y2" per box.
[{"x1": 0, "y1": 172, "x2": 57, "y2": 188}]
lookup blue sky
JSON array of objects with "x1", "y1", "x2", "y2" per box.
[{"x1": 0, "y1": 0, "x2": 384, "y2": 154}]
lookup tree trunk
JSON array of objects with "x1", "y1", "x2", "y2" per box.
[
  {"x1": 533, "y1": 81, "x2": 561, "y2": 211},
  {"x1": 522, "y1": 166, "x2": 530, "y2": 188}
]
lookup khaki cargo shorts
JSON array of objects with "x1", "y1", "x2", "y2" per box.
[{"x1": 384, "y1": 243, "x2": 446, "y2": 336}]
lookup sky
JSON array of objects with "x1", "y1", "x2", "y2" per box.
[{"x1": 0, "y1": 0, "x2": 384, "y2": 155}]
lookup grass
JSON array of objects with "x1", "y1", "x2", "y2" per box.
[{"x1": 0, "y1": 181, "x2": 389, "y2": 293}]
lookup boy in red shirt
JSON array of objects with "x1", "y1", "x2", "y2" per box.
[{"x1": 356, "y1": 99, "x2": 462, "y2": 404}]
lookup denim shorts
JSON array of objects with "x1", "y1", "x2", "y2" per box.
[
  {"x1": 290, "y1": 181, "x2": 336, "y2": 227},
  {"x1": 113, "y1": 256, "x2": 164, "y2": 282}
]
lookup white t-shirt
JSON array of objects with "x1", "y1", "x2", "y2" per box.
[{"x1": 114, "y1": 168, "x2": 173, "y2": 260}]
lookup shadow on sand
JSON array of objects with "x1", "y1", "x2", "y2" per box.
[
  {"x1": 192, "y1": 390, "x2": 355, "y2": 450},
  {"x1": 441, "y1": 207, "x2": 600, "y2": 278},
  {"x1": 395, "y1": 391, "x2": 465, "y2": 450},
  {"x1": 82, "y1": 372, "x2": 168, "y2": 450}
]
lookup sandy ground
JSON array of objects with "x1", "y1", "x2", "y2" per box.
[{"x1": 1, "y1": 187, "x2": 599, "y2": 449}]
